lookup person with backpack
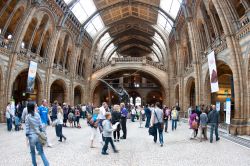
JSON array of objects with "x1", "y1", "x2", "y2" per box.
[
  {"x1": 171, "y1": 107, "x2": 178, "y2": 131},
  {"x1": 25, "y1": 102, "x2": 49, "y2": 166},
  {"x1": 189, "y1": 109, "x2": 198, "y2": 139},
  {"x1": 150, "y1": 102, "x2": 164, "y2": 147},
  {"x1": 208, "y1": 105, "x2": 220, "y2": 143}
]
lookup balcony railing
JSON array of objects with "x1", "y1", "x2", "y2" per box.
[
  {"x1": 93, "y1": 57, "x2": 168, "y2": 73},
  {"x1": 237, "y1": 15, "x2": 250, "y2": 39}
]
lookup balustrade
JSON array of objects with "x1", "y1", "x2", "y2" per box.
[{"x1": 92, "y1": 57, "x2": 168, "y2": 73}]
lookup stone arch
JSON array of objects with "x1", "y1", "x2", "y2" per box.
[
  {"x1": 90, "y1": 65, "x2": 168, "y2": 106},
  {"x1": 74, "y1": 85, "x2": 84, "y2": 105},
  {"x1": 185, "y1": 76, "x2": 196, "y2": 109},
  {"x1": 3, "y1": 5, "x2": 26, "y2": 39},
  {"x1": 50, "y1": 79, "x2": 68, "y2": 105},
  {"x1": 10, "y1": 68, "x2": 43, "y2": 105}
]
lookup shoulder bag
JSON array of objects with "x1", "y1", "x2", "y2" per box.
[
  {"x1": 29, "y1": 120, "x2": 47, "y2": 146},
  {"x1": 154, "y1": 110, "x2": 164, "y2": 130}
]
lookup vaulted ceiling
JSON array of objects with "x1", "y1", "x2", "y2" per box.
[{"x1": 64, "y1": 0, "x2": 181, "y2": 62}]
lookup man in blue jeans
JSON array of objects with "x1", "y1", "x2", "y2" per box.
[
  {"x1": 151, "y1": 102, "x2": 164, "y2": 147},
  {"x1": 208, "y1": 105, "x2": 220, "y2": 143},
  {"x1": 171, "y1": 107, "x2": 178, "y2": 131}
]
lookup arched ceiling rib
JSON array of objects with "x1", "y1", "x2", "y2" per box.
[{"x1": 65, "y1": 0, "x2": 181, "y2": 63}]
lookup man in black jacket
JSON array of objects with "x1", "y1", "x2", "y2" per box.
[{"x1": 208, "y1": 105, "x2": 220, "y2": 143}]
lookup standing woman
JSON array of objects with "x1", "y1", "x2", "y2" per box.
[
  {"x1": 56, "y1": 106, "x2": 67, "y2": 142},
  {"x1": 189, "y1": 109, "x2": 198, "y2": 139},
  {"x1": 25, "y1": 102, "x2": 49, "y2": 166},
  {"x1": 111, "y1": 105, "x2": 121, "y2": 142}
]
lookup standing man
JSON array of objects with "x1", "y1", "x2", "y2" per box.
[
  {"x1": 6, "y1": 102, "x2": 12, "y2": 131},
  {"x1": 144, "y1": 104, "x2": 151, "y2": 128},
  {"x1": 151, "y1": 102, "x2": 164, "y2": 147},
  {"x1": 171, "y1": 107, "x2": 178, "y2": 131},
  {"x1": 208, "y1": 105, "x2": 220, "y2": 143},
  {"x1": 120, "y1": 103, "x2": 128, "y2": 139},
  {"x1": 38, "y1": 99, "x2": 52, "y2": 147}
]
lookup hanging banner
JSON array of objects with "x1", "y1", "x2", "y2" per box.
[
  {"x1": 226, "y1": 98, "x2": 231, "y2": 124},
  {"x1": 207, "y1": 51, "x2": 219, "y2": 93},
  {"x1": 26, "y1": 61, "x2": 37, "y2": 93}
]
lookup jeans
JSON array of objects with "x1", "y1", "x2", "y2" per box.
[
  {"x1": 121, "y1": 117, "x2": 127, "y2": 138},
  {"x1": 113, "y1": 124, "x2": 120, "y2": 140},
  {"x1": 153, "y1": 123, "x2": 163, "y2": 145},
  {"x1": 145, "y1": 116, "x2": 151, "y2": 128},
  {"x1": 7, "y1": 118, "x2": 12, "y2": 131},
  {"x1": 131, "y1": 114, "x2": 135, "y2": 122},
  {"x1": 56, "y1": 124, "x2": 66, "y2": 141},
  {"x1": 28, "y1": 134, "x2": 49, "y2": 166},
  {"x1": 172, "y1": 119, "x2": 177, "y2": 130},
  {"x1": 210, "y1": 123, "x2": 219, "y2": 142},
  {"x1": 164, "y1": 119, "x2": 168, "y2": 132},
  {"x1": 102, "y1": 137, "x2": 116, "y2": 153}
]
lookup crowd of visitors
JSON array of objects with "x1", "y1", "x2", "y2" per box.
[{"x1": 3, "y1": 98, "x2": 222, "y2": 165}]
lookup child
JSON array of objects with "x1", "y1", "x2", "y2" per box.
[
  {"x1": 102, "y1": 112, "x2": 118, "y2": 155},
  {"x1": 14, "y1": 113, "x2": 20, "y2": 131},
  {"x1": 68, "y1": 111, "x2": 74, "y2": 128}
]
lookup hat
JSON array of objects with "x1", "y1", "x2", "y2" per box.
[{"x1": 63, "y1": 103, "x2": 66, "y2": 105}]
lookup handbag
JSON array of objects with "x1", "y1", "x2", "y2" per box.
[
  {"x1": 30, "y1": 121, "x2": 47, "y2": 146},
  {"x1": 148, "y1": 126, "x2": 155, "y2": 136},
  {"x1": 52, "y1": 119, "x2": 58, "y2": 127},
  {"x1": 191, "y1": 120, "x2": 198, "y2": 129}
]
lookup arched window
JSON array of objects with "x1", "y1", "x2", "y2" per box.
[{"x1": 135, "y1": 97, "x2": 142, "y2": 106}]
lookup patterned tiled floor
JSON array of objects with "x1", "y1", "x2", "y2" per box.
[{"x1": 0, "y1": 120, "x2": 249, "y2": 166}]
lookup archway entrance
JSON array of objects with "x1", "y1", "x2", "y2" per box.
[
  {"x1": 146, "y1": 91, "x2": 163, "y2": 105},
  {"x1": 92, "y1": 70, "x2": 165, "y2": 107},
  {"x1": 50, "y1": 80, "x2": 66, "y2": 105},
  {"x1": 12, "y1": 70, "x2": 41, "y2": 104},
  {"x1": 211, "y1": 63, "x2": 235, "y2": 122},
  {"x1": 74, "y1": 86, "x2": 82, "y2": 105},
  {"x1": 186, "y1": 77, "x2": 195, "y2": 108}
]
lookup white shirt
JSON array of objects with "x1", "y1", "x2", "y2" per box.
[
  {"x1": 131, "y1": 108, "x2": 136, "y2": 115},
  {"x1": 82, "y1": 106, "x2": 86, "y2": 112},
  {"x1": 57, "y1": 112, "x2": 63, "y2": 124},
  {"x1": 98, "y1": 106, "x2": 106, "y2": 120},
  {"x1": 22, "y1": 107, "x2": 28, "y2": 121}
]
